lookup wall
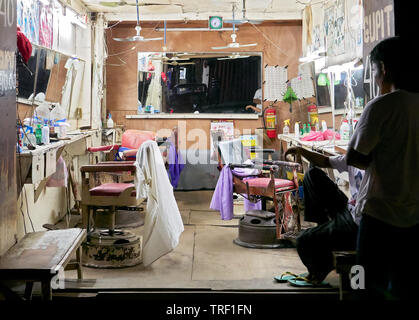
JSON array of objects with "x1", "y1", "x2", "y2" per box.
[
  {"x1": 105, "y1": 21, "x2": 305, "y2": 149},
  {"x1": 0, "y1": 0, "x2": 17, "y2": 255}
]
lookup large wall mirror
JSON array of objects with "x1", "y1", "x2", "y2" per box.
[
  {"x1": 138, "y1": 52, "x2": 262, "y2": 114},
  {"x1": 17, "y1": 44, "x2": 85, "y2": 119}
]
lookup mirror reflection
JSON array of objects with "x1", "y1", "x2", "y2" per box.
[{"x1": 138, "y1": 52, "x2": 262, "y2": 114}]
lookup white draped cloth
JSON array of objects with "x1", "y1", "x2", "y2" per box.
[{"x1": 134, "y1": 140, "x2": 184, "y2": 266}]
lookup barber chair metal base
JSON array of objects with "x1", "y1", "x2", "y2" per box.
[
  {"x1": 233, "y1": 210, "x2": 293, "y2": 249},
  {"x1": 82, "y1": 230, "x2": 142, "y2": 268}
]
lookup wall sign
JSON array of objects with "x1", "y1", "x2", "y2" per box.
[{"x1": 363, "y1": 0, "x2": 394, "y2": 102}]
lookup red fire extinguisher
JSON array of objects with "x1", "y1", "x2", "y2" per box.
[{"x1": 263, "y1": 103, "x2": 277, "y2": 139}]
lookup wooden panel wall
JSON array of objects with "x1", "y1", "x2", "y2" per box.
[
  {"x1": 105, "y1": 21, "x2": 305, "y2": 149},
  {"x1": 0, "y1": 0, "x2": 17, "y2": 255}
]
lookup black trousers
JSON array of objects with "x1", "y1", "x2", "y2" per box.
[
  {"x1": 357, "y1": 215, "x2": 419, "y2": 300},
  {"x1": 296, "y1": 167, "x2": 358, "y2": 277}
]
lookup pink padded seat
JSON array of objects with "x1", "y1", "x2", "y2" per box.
[
  {"x1": 245, "y1": 178, "x2": 295, "y2": 190},
  {"x1": 89, "y1": 183, "x2": 135, "y2": 196}
]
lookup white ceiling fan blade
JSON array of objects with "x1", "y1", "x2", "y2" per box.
[
  {"x1": 113, "y1": 36, "x2": 139, "y2": 41},
  {"x1": 212, "y1": 45, "x2": 230, "y2": 50},
  {"x1": 141, "y1": 37, "x2": 164, "y2": 41},
  {"x1": 237, "y1": 43, "x2": 257, "y2": 47}
]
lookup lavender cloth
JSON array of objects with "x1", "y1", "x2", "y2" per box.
[
  {"x1": 244, "y1": 197, "x2": 262, "y2": 211},
  {"x1": 210, "y1": 166, "x2": 262, "y2": 220},
  {"x1": 210, "y1": 165, "x2": 234, "y2": 220},
  {"x1": 168, "y1": 141, "x2": 185, "y2": 188}
]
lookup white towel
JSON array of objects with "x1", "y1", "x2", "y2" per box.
[{"x1": 134, "y1": 140, "x2": 184, "y2": 266}]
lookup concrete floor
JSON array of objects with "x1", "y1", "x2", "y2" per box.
[{"x1": 63, "y1": 191, "x2": 339, "y2": 291}]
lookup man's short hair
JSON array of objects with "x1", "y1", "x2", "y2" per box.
[{"x1": 370, "y1": 37, "x2": 418, "y2": 92}]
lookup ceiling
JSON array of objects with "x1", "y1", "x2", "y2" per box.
[{"x1": 79, "y1": 0, "x2": 307, "y2": 22}]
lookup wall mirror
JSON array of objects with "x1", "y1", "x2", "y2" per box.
[{"x1": 138, "y1": 52, "x2": 262, "y2": 114}]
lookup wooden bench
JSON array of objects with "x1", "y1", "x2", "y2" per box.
[
  {"x1": 0, "y1": 228, "x2": 86, "y2": 300},
  {"x1": 333, "y1": 250, "x2": 357, "y2": 300}
]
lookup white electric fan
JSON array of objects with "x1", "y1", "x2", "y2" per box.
[
  {"x1": 217, "y1": 53, "x2": 251, "y2": 60},
  {"x1": 211, "y1": 4, "x2": 257, "y2": 50},
  {"x1": 113, "y1": 0, "x2": 163, "y2": 42}
]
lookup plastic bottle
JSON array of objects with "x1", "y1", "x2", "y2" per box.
[
  {"x1": 35, "y1": 124, "x2": 43, "y2": 145},
  {"x1": 314, "y1": 118, "x2": 320, "y2": 131},
  {"x1": 307, "y1": 123, "x2": 311, "y2": 134},
  {"x1": 321, "y1": 120, "x2": 328, "y2": 132},
  {"x1": 24, "y1": 126, "x2": 36, "y2": 147},
  {"x1": 42, "y1": 120, "x2": 50, "y2": 145},
  {"x1": 294, "y1": 122, "x2": 300, "y2": 139},
  {"x1": 107, "y1": 113, "x2": 114, "y2": 128},
  {"x1": 57, "y1": 121, "x2": 70, "y2": 138},
  {"x1": 17, "y1": 126, "x2": 24, "y2": 147},
  {"x1": 283, "y1": 119, "x2": 290, "y2": 135},
  {"x1": 137, "y1": 101, "x2": 143, "y2": 114},
  {"x1": 340, "y1": 120, "x2": 350, "y2": 142},
  {"x1": 302, "y1": 123, "x2": 307, "y2": 137}
]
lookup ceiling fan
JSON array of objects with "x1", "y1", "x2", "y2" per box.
[
  {"x1": 211, "y1": 4, "x2": 257, "y2": 50},
  {"x1": 163, "y1": 60, "x2": 195, "y2": 66},
  {"x1": 99, "y1": 1, "x2": 181, "y2": 8},
  {"x1": 112, "y1": 0, "x2": 163, "y2": 42},
  {"x1": 224, "y1": 0, "x2": 264, "y2": 25},
  {"x1": 217, "y1": 53, "x2": 251, "y2": 60}
]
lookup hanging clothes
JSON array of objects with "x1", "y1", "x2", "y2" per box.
[
  {"x1": 134, "y1": 140, "x2": 184, "y2": 266},
  {"x1": 167, "y1": 133, "x2": 185, "y2": 189}
]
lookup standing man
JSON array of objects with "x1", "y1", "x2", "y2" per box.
[{"x1": 346, "y1": 37, "x2": 419, "y2": 299}]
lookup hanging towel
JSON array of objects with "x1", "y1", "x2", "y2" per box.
[
  {"x1": 210, "y1": 165, "x2": 234, "y2": 220},
  {"x1": 134, "y1": 140, "x2": 184, "y2": 266},
  {"x1": 168, "y1": 140, "x2": 185, "y2": 189},
  {"x1": 210, "y1": 161, "x2": 262, "y2": 220}
]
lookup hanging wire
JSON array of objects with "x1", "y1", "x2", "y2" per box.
[{"x1": 249, "y1": 23, "x2": 290, "y2": 57}]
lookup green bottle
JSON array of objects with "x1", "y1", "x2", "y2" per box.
[
  {"x1": 36, "y1": 124, "x2": 42, "y2": 145},
  {"x1": 307, "y1": 123, "x2": 311, "y2": 133}
]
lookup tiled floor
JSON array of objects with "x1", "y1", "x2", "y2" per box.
[{"x1": 64, "y1": 191, "x2": 339, "y2": 290}]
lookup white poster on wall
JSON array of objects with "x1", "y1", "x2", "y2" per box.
[{"x1": 264, "y1": 65, "x2": 288, "y2": 101}]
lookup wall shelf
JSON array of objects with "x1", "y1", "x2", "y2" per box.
[{"x1": 126, "y1": 113, "x2": 259, "y2": 120}]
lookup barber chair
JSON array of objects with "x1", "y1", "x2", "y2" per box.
[
  {"x1": 80, "y1": 162, "x2": 143, "y2": 268},
  {"x1": 217, "y1": 139, "x2": 302, "y2": 248},
  {"x1": 87, "y1": 129, "x2": 157, "y2": 163}
]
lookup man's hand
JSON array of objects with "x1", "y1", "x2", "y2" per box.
[{"x1": 245, "y1": 105, "x2": 262, "y2": 113}]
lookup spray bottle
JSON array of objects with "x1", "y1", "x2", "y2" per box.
[
  {"x1": 283, "y1": 119, "x2": 290, "y2": 135},
  {"x1": 294, "y1": 121, "x2": 300, "y2": 139}
]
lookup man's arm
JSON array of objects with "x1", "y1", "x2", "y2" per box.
[
  {"x1": 285, "y1": 146, "x2": 331, "y2": 168},
  {"x1": 345, "y1": 147, "x2": 372, "y2": 170},
  {"x1": 253, "y1": 98, "x2": 262, "y2": 105}
]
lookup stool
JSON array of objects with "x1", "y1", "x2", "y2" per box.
[{"x1": 333, "y1": 250, "x2": 357, "y2": 300}]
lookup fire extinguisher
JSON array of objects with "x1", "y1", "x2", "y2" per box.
[{"x1": 263, "y1": 102, "x2": 277, "y2": 139}]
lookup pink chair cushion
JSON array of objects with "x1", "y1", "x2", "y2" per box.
[
  {"x1": 121, "y1": 130, "x2": 156, "y2": 150},
  {"x1": 245, "y1": 178, "x2": 295, "y2": 190},
  {"x1": 87, "y1": 145, "x2": 120, "y2": 153},
  {"x1": 89, "y1": 183, "x2": 135, "y2": 197}
]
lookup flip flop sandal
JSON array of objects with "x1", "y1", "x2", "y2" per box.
[
  {"x1": 287, "y1": 276, "x2": 330, "y2": 288},
  {"x1": 274, "y1": 272, "x2": 308, "y2": 283}
]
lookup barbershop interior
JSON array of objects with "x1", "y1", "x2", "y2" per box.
[{"x1": 0, "y1": 0, "x2": 415, "y2": 303}]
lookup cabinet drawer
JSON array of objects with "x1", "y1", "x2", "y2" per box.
[
  {"x1": 45, "y1": 149, "x2": 57, "y2": 177},
  {"x1": 32, "y1": 154, "x2": 45, "y2": 186}
]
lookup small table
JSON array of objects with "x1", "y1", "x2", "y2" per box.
[{"x1": 0, "y1": 228, "x2": 86, "y2": 300}]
